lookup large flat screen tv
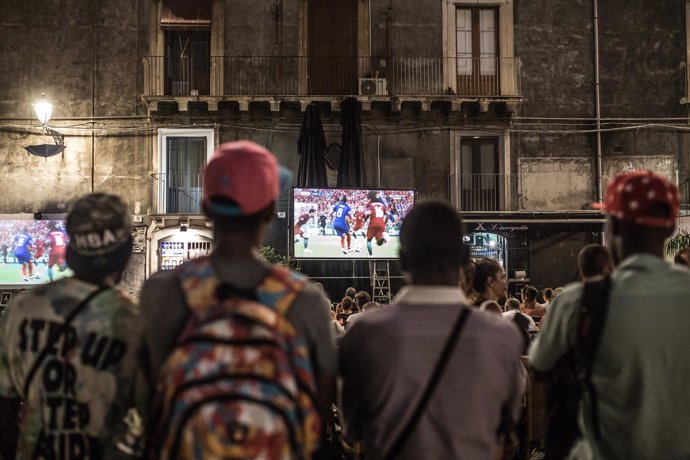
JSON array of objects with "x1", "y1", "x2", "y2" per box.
[
  {"x1": 292, "y1": 188, "x2": 416, "y2": 259},
  {"x1": 0, "y1": 219, "x2": 73, "y2": 288}
]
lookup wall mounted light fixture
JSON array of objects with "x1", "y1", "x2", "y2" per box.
[{"x1": 24, "y1": 97, "x2": 66, "y2": 158}]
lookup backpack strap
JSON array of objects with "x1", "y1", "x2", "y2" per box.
[
  {"x1": 574, "y1": 277, "x2": 612, "y2": 440},
  {"x1": 255, "y1": 265, "x2": 307, "y2": 317},
  {"x1": 382, "y1": 307, "x2": 471, "y2": 460}
]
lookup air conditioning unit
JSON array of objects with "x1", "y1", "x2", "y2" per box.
[{"x1": 358, "y1": 78, "x2": 388, "y2": 96}]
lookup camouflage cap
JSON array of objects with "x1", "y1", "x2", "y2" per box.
[{"x1": 66, "y1": 193, "x2": 132, "y2": 257}]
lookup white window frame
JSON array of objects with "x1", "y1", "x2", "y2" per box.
[
  {"x1": 157, "y1": 128, "x2": 215, "y2": 213},
  {"x1": 442, "y1": 0, "x2": 516, "y2": 95}
]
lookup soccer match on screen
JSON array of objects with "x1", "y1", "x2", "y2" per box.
[
  {"x1": 0, "y1": 219, "x2": 73, "y2": 286},
  {"x1": 292, "y1": 188, "x2": 416, "y2": 259}
]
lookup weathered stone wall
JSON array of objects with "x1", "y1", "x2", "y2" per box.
[
  {"x1": 225, "y1": 0, "x2": 295, "y2": 55},
  {"x1": 515, "y1": 0, "x2": 595, "y2": 118},
  {"x1": 386, "y1": 0, "x2": 442, "y2": 57},
  {"x1": 596, "y1": 2, "x2": 690, "y2": 181},
  {"x1": 598, "y1": 0, "x2": 686, "y2": 119},
  {"x1": 514, "y1": 0, "x2": 689, "y2": 210},
  {"x1": 519, "y1": 157, "x2": 595, "y2": 211},
  {"x1": 0, "y1": 0, "x2": 149, "y2": 215}
]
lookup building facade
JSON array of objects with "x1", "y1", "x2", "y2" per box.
[{"x1": 0, "y1": 0, "x2": 688, "y2": 298}]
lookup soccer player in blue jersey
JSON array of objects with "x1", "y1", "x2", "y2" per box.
[
  {"x1": 331, "y1": 195, "x2": 353, "y2": 254},
  {"x1": 13, "y1": 227, "x2": 36, "y2": 281}
]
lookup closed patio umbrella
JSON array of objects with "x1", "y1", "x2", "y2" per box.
[
  {"x1": 297, "y1": 103, "x2": 328, "y2": 187},
  {"x1": 337, "y1": 97, "x2": 365, "y2": 188}
]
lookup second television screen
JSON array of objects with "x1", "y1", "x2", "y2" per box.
[{"x1": 293, "y1": 188, "x2": 415, "y2": 259}]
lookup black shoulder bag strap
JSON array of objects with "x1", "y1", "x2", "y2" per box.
[
  {"x1": 382, "y1": 306, "x2": 471, "y2": 460},
  {"x1": 574, "y1": 277, "x2": 612, "y2": 440},
  {"x1": 22, "y1": 286, "x2": 108, "y2": 399}
]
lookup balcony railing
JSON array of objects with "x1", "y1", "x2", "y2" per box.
[
  {"x1": 150, "y1": 172, "x2": 204, "y2": 214},
  {"x1": 679, "y1": 174, "x2": 690, "y2": 216},
  {"x1": 451, "y1": 173, "x2": 517, "y2": 212},
  {"x1": 143, "y1": 56, "x2": 521, "y2": 98}
]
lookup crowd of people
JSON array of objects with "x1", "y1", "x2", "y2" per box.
[{"x1": 1, "y1": 140, "x2": 689, "y2": 460}]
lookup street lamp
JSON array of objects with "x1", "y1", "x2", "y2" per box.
[
  {"x1": 24, "y1": 97, "x2": 65, "y2": 158},
  {"x1": 33, "y1": 100, "x2": 53, "y2": 126}
]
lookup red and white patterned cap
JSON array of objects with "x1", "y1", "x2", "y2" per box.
[{"x1": 593, "y1": 170, "x2": 680, "y2": 228}]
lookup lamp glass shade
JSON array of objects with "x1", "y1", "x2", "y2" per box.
[{"x1": 34, "y1": 101, "x2": 53, "y2": 125}]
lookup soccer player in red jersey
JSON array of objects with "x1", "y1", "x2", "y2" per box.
[
  {"x1": 31, "y1": 237, "x2": 47, "y2": 279},
  {"x1": 46, "y1": 222, "x2": 69, "y2": 281},
  {"x1": 365, "y1": 191, "x2": 389, "y2": 257},
  {"x1": 350, "y1": 206, "x2": 366, "y2": 252},
  {"x1": 33, "y1": 237, "x2": 46, "y2": 262},
  {"x1": 294, "y1": 208, "x2": 316, "y2": 253}
]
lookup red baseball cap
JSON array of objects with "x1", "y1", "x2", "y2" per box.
[
  {"x1": 203, "y1": 141, "x2": 292, "y2": 217},
  {"x1": 593, "y1": 170, "x2": 680, "y2": 228}
]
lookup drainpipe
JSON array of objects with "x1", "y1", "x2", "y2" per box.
[
  {"x1": 91, "y1": 0, "x2": 97, "y2": 193},
  {"x1": 386, "y1": 0, "x2": 393, "y2": 58},
  {"x1": 594, "y1": 0, "x2": 603, "y2": 202}
]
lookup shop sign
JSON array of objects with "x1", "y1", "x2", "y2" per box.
[
  {"x1": 132, "y1": 227, "x2": 147, "y2": 254},
  {"x1": 471, "y1": 223, "x2": 528, "y2": 233}
]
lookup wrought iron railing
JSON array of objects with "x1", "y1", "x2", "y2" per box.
[
  {"x1": 679, "y1": 174, "x2": 690, "y2": 216},
  {"x1": 143, "y1": 56, "x2": 521, "y2": 97},
  {"x1": 150, "y1": 172, "x2": 204, "y2": 214},
  {"x1": 451, "y1": 173, "x2": 517, "y2": 212}
]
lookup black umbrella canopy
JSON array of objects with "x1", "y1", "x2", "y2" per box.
[
  {"x1": 337, "y1": 97, "x2": 365, "y2": 188},
  {"x1": 24, "y1": 144, "x2": 66, "y2": 158},
  {"x1": 296, "y1": 103, "x2": 328, "y2": 187}
]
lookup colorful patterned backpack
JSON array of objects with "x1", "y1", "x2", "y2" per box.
[{"x1": 155, "y1": 257, "x2": 321, "y2": 460}]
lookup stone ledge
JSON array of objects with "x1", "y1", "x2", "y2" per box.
[{"x1": 142, "y1": 95, "x2": 523, "y2": 115}]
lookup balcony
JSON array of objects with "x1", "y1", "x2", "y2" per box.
[
  {"x1": 150, "y1": 172, "x2": 203, "y2": 215},
  {"x1": 142, "y1": 56, "x2": 521, "y2": 113},
  {"x1": 450, "y1": 173, "x2": 518, "y2": 212}
]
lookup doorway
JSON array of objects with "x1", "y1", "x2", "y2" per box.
[{"x1": 308, "y1": 0, "x2": 358, "y2": 95}]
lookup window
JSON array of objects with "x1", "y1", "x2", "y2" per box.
[
  {"x1": 460, "y1": 138, "x2": 499, "y2": 210},
  {"x1": 308, "y1": 0, "x2": 358, "y2": 95},
  {"x1": 165, "y1": 30, "x2": 211, "y2": 96},
  {"x1": 146, "y1": 0, "x2": 223, "y2": 97},
  {"x1": 298, "y1": 0, "x2": 370, "y2": 96},
  {"x1": 158, "y1": 129, "x2": 214, "y2": 213},
  {"x1": 450, "y1": 131, "x2": 512, "y2": 212},
  {"x1": 162, "y1": 0, "x2": 211, "y2": 96},
  {"x1": 456, "y1": 7, "x2": 498, "y2": 95},
  {"x1": 442, "y1": 0, "x2": 518, "y2": 97}
]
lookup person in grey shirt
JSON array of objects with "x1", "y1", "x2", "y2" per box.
[
  {"x1": 339, "y1": 200, "x2": 525, "y2": 460},
  {"x1": 530, "y1": 171, "x2": 690, "y2": 460},
  {"x1": 139, "y1": 141, "x2": 337, "y2": 422}
]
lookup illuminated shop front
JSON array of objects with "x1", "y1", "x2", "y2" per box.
[{"x1": 461, "y1": 212, "x2": 606, "y2": 292}]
